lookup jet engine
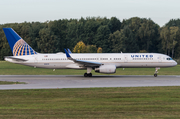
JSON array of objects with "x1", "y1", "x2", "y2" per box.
[{"x1": 95, "y1": 65, "x2": 116, "y2": 74}]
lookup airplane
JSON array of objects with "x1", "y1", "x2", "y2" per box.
[{"x1": 3, "y1": 28, "x2": 177, "y2": 77}]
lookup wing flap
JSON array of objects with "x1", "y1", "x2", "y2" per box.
[{"x1": 74, "y1": 59, "x2": 102, "y2": 67}]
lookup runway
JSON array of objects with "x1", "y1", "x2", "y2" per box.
[{"x1": 0, "y1": 75, "x2": 180, "y2": 90}]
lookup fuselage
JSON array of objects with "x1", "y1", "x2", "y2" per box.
[{"x1": 5, "y1": 52, "x2": 177, "y2": 69}]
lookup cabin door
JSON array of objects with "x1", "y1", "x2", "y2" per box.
[
  {"x1": 158, "y1": 56, "x2": 162, "y2": 63},
  {"x1": 124, "y1": 55, "x2": 128, "y2": 63},
  {"x1": 34, "y1": 56, "x2": 38, "y2": 63}
]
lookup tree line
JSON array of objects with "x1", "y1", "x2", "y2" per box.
[{"x1": 0, "y1": 17, "x2": 180, "y2": 60}]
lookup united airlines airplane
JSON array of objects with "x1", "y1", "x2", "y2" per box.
[{"x1": 3, "y1": 28, "x2": 177, "y2": 77}]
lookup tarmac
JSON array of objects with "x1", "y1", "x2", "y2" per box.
[{"x1": 0, "y1": 75, "x2": 180, "y2": 90}]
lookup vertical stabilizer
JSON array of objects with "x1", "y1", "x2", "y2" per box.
[{"x1": 3, "y1": 28, "x2": 37, "y2": 56}]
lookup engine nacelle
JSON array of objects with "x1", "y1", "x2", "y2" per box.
[{"x1": 95, "y1": 65, "x2": 116, "y2": 74}]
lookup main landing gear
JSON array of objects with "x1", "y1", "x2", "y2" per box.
[
  {"x1": 154, "y1": 67, "x2": 160, "y2": 77},
  {"x1": 84, "y1": 67, "x2": 93, "y2": 77},
  {"x1": 84, "y1": 73, "x2": 92, "y2": 77}
]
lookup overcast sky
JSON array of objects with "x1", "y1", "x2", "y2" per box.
[{"x1": 1, "y1": 0, "x2": 180, "y2": 26}]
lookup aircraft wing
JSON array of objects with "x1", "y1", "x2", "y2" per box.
[
  {"x1": 64, "y1": 49, "x2": 102, "y2": 67},
  {"x1": 4, "y1": 56, "x2": 28, "y2": 62},
  {"x1": 72, "y1": 59, "x2": 102, "y2": 67}
]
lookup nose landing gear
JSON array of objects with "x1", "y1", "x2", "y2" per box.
[{"x1": 154, "y1": 67, "x2": 160, "y2": 77}]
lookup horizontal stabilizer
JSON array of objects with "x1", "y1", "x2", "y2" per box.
[{"x1": 4, "y1": 56, "x2": 28, "y2": 62}]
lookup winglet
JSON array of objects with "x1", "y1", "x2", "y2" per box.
[
  {"x1": 67, "y1": 49, "x2": 72, "y2": 54},
  {"x1": 64, "y1": 49, "x2": 72, "y2": 59}
]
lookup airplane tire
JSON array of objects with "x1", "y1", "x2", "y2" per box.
[
  {"x1": 154, "y1": 74, "x2": 157, "y2": 77},
  {"x1": 88, "y1": 73, "x2": 92, "y2": 77},
  {"x1": 84, "y1": 73, "x2": 88, "y2": 77}
]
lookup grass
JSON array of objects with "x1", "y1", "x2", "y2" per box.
[
  {"x1": 0, "y1": 61, "x2": 180, "y2": 75},
  {"x1": 1, "y1": 87, "x2": 180, "y2": 118},
  {"x1": 0, "y1": 81, "x2": 25, "y2": 85}
]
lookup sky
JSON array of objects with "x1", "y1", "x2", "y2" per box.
[{"x1": 1, "y1": 0, "x2": 180, "y2": 26}]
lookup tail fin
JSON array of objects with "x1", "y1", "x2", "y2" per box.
[{"x1": 3, "y1": 28, "x2": 37, "y2": 56}]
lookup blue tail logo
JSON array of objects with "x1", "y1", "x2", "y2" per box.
[{"x1": 3, "y1": 28, "x2": 37, "y2": 56}]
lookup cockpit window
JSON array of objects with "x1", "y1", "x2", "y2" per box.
[{"x1": 167, "y1": 58, "x2": 173, "y2": 60}]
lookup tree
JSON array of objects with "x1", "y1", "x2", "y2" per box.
[
  {"x1": 97, "y1": 47, "x2": 102, "y2": 53},
  {"x1": 86, "y1": 45, "x2": 97, "y2": 53},
  {"x1": 160, "y1": 27, "x2": 170, "y2": 55},
  {"x1": 123, "y1": 26, "x2": 139, "y2": 53},
  {"x1": 121, "y1": 17, "x2": 160, "y2": 53},
  {"x1": 48, "y1": 19, "x2": 68, "y2": 52},
  {"x1": 83, "y1": 18, "x2": 100, "y2": 45},
  {"x1": 165, "y1": 19, "x2": 180, "y2": 28},
  {"x1": 108, "y1": 17, "x2": 121, "y2": 33},
  {"x1": 139, "y1": 50, "x2": 148, "y2": 53},
  {"x1": 169, "y1": 26, "x2": 179, "y2": 58},
  {"x1": 109, "y1": 30, "x2": 126, "y2": 53},
  {"x1": 37, "y1": 28, "x2": 58, "y2": 53},
  {"x1": 28, "y1": 22, "x2": 46, "y2": 52},
  {"x1": 73, "y1": 41, "x2": 86, "y2": 53},
  {"x1": 94, "y1": 25, "x2": 111, "y2": 53},
  {"x1": 160, "y1": 26, "x2": 179, "y2": 58}
]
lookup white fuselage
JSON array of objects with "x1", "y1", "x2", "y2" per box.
[{"x1": 5, "y1": 53, "x2": 177, "y2": 69}]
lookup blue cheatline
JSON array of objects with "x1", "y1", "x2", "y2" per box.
[{"x1": 3, "y1": 28, "x2": 37, "y2": 56}]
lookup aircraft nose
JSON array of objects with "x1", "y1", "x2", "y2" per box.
[{"x1": 173, "y1": 60, "x2": 177, "y2": 66}]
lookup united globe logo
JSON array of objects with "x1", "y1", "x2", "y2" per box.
[{"x1": 13, "y1": 39, "x2": 37, "y2": 56}]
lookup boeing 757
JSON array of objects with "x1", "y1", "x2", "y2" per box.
[{"x1": 3, "y1": 28, "x2": 177, "y2": 77}]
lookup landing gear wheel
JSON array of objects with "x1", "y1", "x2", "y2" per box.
[
  {"x1": 84, "y1": 73, "x2": 88, "y2": 77},
  {"x1": 84, "y1": 73, "x2": 92, "y2": 77},
  {"x1": 88, "y1": 73, "x2": 92, "y2": 77},
  {"x1": 154, "y1": 74, "x2": 157, "y2": 77}
]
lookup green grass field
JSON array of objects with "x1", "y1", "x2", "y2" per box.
[
  {"x1": 0, "y1": 61, "x2": 180, "y2": 75},
  {"x1": 1, "y1": 87, "x2": 180, "y2": 118}
]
